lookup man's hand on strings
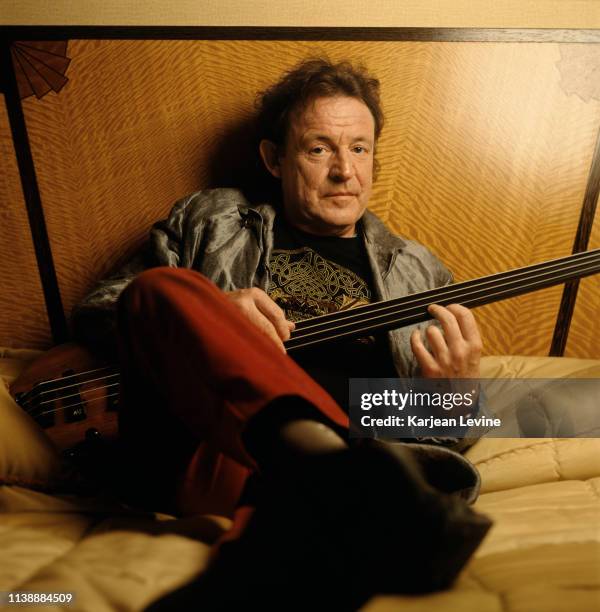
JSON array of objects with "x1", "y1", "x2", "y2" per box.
[
  {"x1": 225, "y1": 288, "x2": 295, "y2": 353},
  {"x1": 410, "y1": 304, "x2": 482, "y2": 379}
]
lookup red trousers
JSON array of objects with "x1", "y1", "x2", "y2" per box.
[{"x1": 117, "y1": 267, "x2": 349, "y2": 520}]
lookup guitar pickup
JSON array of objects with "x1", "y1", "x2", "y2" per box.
[{"x1": 61, "y1": 369, "x2": 87, "y2": 423}]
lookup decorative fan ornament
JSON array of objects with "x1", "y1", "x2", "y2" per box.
[{"x1": 10, "y1": 41, "x2": 71, "y2": 100}]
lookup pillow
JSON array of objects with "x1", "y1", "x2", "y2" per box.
[
  {"x1": 469, "y1": 355, "x2": 600, "y2": 494},
  {"x1": 0, "y1": 348, "x2": 64, "y2": 490}
]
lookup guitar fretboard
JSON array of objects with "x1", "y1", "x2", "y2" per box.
[{"x1": 285, "y1": 248, "x2": 600, "y2": 352}]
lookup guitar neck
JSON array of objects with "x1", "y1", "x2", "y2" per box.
[{"x1": 285, "y1": 248, "x2": 600, "y2": 352}]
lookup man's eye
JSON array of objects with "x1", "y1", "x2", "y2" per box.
[
  {"x1": 310, "y1": 146, "x2": 327, "y2": 155},
  {"x1": 353, "y1": 146, "x2": 367, "y2": 154}
]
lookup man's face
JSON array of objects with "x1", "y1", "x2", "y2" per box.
[{"x1": 264, "y1": 96, "x2": 376, "y2": 237}]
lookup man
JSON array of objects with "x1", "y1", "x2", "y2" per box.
[{"x1": 73, "y1": 58, "x2": 490, "y2": 610}]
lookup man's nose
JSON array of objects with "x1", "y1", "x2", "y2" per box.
[{"x1": 329, "y1": 150, "x2": 354, "y2": 182}]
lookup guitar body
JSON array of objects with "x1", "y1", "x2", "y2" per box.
[{"x1": 10, "y1": 343, "x2": 119, "y2": 451}]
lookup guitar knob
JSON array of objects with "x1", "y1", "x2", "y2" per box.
[
  {"x1": 85, "y1": 428, "x2": 101, "y2": 441},
  {"x1": 64, "y1": 448, "x2": 77, "y2": 460}
]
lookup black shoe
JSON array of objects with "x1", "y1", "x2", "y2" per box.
[
  {"x1": 325, "y1": 440, "x2": 492, "y2": 596},
  {"x1": 145, "y1": 442, "x2": 491, "y2": 610},
  {"x1": 400, "y1": 441, "x2": 482, "y2": 504}
]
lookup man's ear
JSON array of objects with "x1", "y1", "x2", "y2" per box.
[{"x1": 259, "y1": 139, "x2": 282, "y2": 179}]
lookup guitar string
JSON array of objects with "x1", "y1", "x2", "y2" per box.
[
  {"x1": 18, "y1": 372, "x2": 120, "y2": 409},
  {"x1": 23, "y1": 257, "x2": 596, "y2": 410},
  {"x1": 287, "y1": 256, "x2": 600, "y2": 348},
  {"x1": 24, "y1": 251, "x2": 599, "y2": 396},
  {"x1": 288, "y1": 260, "x2": 600, "y2": 350},
  {"x1": 17, "y1": 250, "x2": 600, "y2": 408},
  {"x1": 16, "y1": 366, "x2": 118, "y2": 405},
  {"x1": 19, "y1": 372, "x2": 120, "y2": 409},
  {"x1": 24, "y1": 385, "x2": 120, "y2": 417},
  {"x1": 288, "y1": 261, "x2": 600, "y2": 350},
  {"x1": 294, "y1": 249, "x2": 600, "y2": 332},
  {"x1": 31, "y1": 392, "x2": 121, "y2": 420},
  {"x1": 17, "y1": 368, "x2": 118, "y2": 405},
  {"x1": 291, "y1": 250, "x2": 600, "y2": 336},
  {"x1": 18, "y1": 251, "x2": 600, "y2": 405},
  {"x1": 29, "y1": 382, "x2": 120, "y2": 410}
]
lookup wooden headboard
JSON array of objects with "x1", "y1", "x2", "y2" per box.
[{"x1": 1, "y1": 28, "x2": 599, "y2": 358}]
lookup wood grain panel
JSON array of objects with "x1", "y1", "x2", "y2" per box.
[
  {"x1": 565, "y1": 204, "x2": 600, "y2": 359},
  {"x1": 0, "y1": 95, "x2": 51, "y2": 349},
  {"x1": 21, "y1": 40, "x2": 600, "y2": 356},
  {"x1": 370, "y1": 42, "x2": 600, "y2": 356}
]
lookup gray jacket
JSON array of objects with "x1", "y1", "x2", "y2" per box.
[{"x1": 72, "y1": 188, "x2": 452, "y2": 377}]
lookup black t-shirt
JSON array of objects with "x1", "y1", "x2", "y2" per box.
[{"x1": 268, "y1": 216, "x2": 397, "y2": 409}]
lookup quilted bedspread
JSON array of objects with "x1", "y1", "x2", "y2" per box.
[{"x1": 1, "y1": 350, "x2": 599, "y2": 611}]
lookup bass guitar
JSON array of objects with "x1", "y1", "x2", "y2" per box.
[
  {"x1": 11, "y1": 248, "x2": 600, "y2": 451},
  {"x1": 11, "y1": 343, "x2": 119, "y2": 452}
]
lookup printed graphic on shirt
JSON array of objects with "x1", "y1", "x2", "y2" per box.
[{"x1": 268, "y1": 247, "x2": 371, "y2": 322}]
